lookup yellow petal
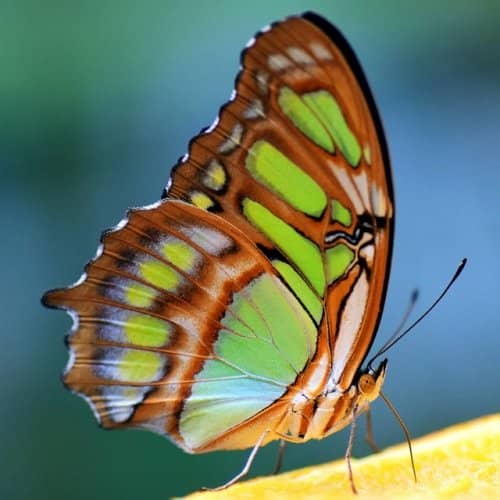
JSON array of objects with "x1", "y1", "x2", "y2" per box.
[{"x1": 184, "y1": 413, "x2": 499, "y2": 499}]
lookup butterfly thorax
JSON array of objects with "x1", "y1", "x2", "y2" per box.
[{"x1": 278, "y1": 356, "x2": 387, "y2": 442}]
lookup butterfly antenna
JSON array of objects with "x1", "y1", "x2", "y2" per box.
[
  {"x1": 368, "y1": 258, "x2": 467, "y2": 368},
  {"x1": 375, "y1": 288, "x2": 419, "y2": 361},
  {"x1": 379, "y1": 391, "x2": 417, "y2": 482}
]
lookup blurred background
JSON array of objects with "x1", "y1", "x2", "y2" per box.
[{"x1": 2, "y1": 1, "x2": 499, "y2": 498}]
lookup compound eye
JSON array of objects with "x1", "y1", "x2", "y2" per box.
[{"x1": 358, "y1": 373, "x2": 377, "y2": 398}]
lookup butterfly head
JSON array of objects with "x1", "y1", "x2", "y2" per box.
[{"x1": 357, "y1": 358, "x2": 387, "y2": 403}]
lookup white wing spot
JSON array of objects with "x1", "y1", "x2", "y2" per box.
[
  {"x1": 330, "y1": 161, "x2": 364, "y2": 214},
  {"x1": 140, "y1": 200, "x2": 163, "y2": 211},
  {"x1": 218, "y1": 122, "x2": 244, "y2": 154},
  {"x1": 287, "y1": 46, "x2": 315, "y2": 65},
  {"x1": 204, "y1": 115, "x2": 220, "y2": 134},
  {"x1": 268, "y1": 53, "x2": 292, "y2": 71},
  {"x1": 310, "y1": 42, "x2": 333, "y2": 61},
  {"x1": 242, "y1": 98, "x2": 265, "y2": 119},
  {"x1": 102, "y1": 386, "x2": 152, "y2": 423},
  {"x1": 359, "y1": 243, "x2": 375, "y2": 267},
  {"x1": 178, "y1": 225, "x2": 234, "y2": 256},
  {"x1": 353, "y1": 170, "x2": 371, "y2": 211},
  {"x1": 332, "y1": 271, "x2": 369, "y2": 385},
  {"x1": 371, "y1": 184, "x2": 390, "y2": 218},
  {"x1": 245, "y1": 35, "x2": 257, "y2": 50},
  {"x1": 255, "y1": 70, "x2": 269, "y2": 95}
]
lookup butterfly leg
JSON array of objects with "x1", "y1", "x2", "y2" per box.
[
  {"x1": 364, "y1": 407, "x2": 380, "y2": 453},
  {"x1": 273, "y1": 439, "x2": 287, "y2": 474},
  {"x1": 345, "y1": 404, "x2": 360, "y2": 494},
  {"x1": 203, "y1": 430, "x2": 270, "y2": 491},
  {"x1": 380, "y1": 391, "x2": 417, "y2": 482}
]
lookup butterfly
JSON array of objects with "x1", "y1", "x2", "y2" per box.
[{"x1": 43, "y1": 11, "x2": 395, "y2": 492}]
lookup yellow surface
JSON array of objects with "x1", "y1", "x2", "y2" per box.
[{"x1": 185, "y1": 414, "x2": 499, "y2": 499}]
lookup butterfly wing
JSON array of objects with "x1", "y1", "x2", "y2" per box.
[
  {"x1": 44, "y1": 201, "x2": 317, "y2": 451},
  {"x1": 43, "y1": 12, "x2": 393, "y2": 452},
  {"x1": 167, "y1": 12, "x2": 393, "y2": 391}
]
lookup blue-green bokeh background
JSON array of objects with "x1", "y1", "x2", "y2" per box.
[{"x1": 3, "y1": 1, "x2": 499, "y2": 498}]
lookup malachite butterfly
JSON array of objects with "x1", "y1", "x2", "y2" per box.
[{"x1": 43, "y1": 12, "x2": 395, "y2": 489}]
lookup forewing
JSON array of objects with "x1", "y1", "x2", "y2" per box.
[{"x1": 166, "y1": 12, "x2": 394, "y2": 390}]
